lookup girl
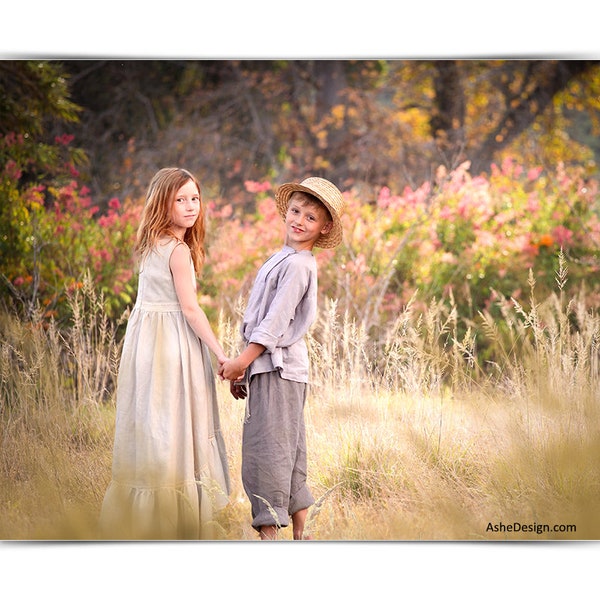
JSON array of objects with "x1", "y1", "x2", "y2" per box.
[{"x1": 100, "y1": 167, "x2": 230, "y2": 539}]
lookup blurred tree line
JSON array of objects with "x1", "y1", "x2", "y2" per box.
[
  {"x1": 2, "y1": 59, "x2": 599, "y2": 209},
  {"x1": 2, "y1": 59, "x2": 600, "y2": 330}
]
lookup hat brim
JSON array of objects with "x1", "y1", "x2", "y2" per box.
[{"x1": 275, "y1": 182, "x2": 343, "y2": 249}]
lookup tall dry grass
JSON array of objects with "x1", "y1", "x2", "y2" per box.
[
  {"x1": 0, "y1": 276, "x2": 121, "y2": 539},
  {"x1": 1, "y1": 257, "x2": 599, "y2": 540}
]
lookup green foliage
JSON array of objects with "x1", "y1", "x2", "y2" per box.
[
  {"x1": 0, "y1": 138, "x2": 141, "y2": 322},
  {"x1": 44, "y1": 185, "x2": 141, "y2": 320},
  {"x1": 0, "y1": 60, "x2": 101, "y2": 320},
  {"x1": 0, "y1": 61, "x2": 85, "y2": 184},
  {"x1": 0, "y1": 61, "x2": 80, "y2": 132}
]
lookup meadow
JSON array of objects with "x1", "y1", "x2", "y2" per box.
[{"x1": 1, "y1": 258, "x2": 598, "y2": 541}]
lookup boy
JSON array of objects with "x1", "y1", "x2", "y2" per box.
[{"x1": 220, "y1": 176, "x2": 345, "y2": 540}]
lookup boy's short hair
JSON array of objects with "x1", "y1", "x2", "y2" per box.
[{"x1": 289, "y1": 191, "x2": 333, "y2": 222}]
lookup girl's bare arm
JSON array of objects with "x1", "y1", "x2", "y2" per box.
[{"x1": 170, "y1": 243, "x2": 227, "y2": 364}]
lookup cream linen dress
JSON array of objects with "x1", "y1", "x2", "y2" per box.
[{"x1": 100, "y1": 237, "x2": 230, "y2": 539}]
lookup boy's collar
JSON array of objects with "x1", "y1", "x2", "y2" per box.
[{"x1": 282, "y1": 244, "x2": 313, "y2": 255}]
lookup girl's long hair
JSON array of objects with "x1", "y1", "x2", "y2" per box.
[{"x1": 135, "y1": 167, "x2": 206, "y2": 274}]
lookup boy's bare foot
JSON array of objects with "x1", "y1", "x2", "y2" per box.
[
  {"x1": 292, "y1": 507, "x2": 311, "y2": 540},
  {"x1": 259, "y1": 525, "x2": 278, "y2": 540}
]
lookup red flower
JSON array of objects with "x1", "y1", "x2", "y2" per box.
[
  {"x1": 54, "y1": 134, "x2": 75, "y2": 146},
  {"x1": 552, "y1": 225, "x2": 573, "y2": 247},
  {"x1": 244, "y1": 180, "x2": 272, "y2": 194}
]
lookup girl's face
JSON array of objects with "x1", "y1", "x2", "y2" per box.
[{"x1": 170, "y1": 179, "x2": 200, "y2": 238}]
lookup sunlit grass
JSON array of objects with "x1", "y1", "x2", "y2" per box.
[{"x1": 1, "y1": 258, "x2": 599, "y2": 540}]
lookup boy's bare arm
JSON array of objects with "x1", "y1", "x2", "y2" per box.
[{"x1": 221, "y1": 342, "x2": 266, "y2": 381}]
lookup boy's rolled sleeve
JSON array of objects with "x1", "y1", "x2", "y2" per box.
[{"x1": 248, "y1": 266, "x2": 311, "y2": 353}]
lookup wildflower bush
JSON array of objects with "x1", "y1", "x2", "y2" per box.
[
  {"x1": 2, "y1": 134, "x2": 600, "y2": 364},
  {"x1": 1, "y1": 132, "x2": 141, "y2": 322},
  {"x1": 207, "y1": 158, "x2": 600, "y2": 330}
]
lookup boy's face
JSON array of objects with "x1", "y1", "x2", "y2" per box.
[{"x1": 284, "y1": 195, "x2": 333, "y2": 251}]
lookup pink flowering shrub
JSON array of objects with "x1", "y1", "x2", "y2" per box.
[
  {"x1": 2, "y1": 130, "x2": 599, "y2": 348},
  {"x1": 206, "y1": 159, "x2": 600, "y2": 336},
  {"x1": 1, "y1": 150, "x2": 141, "y2": 321},
  {"x1": 341, "y1": 159, "x2": 600, "y2": 325},
  {"x1": 42, "y1": 184, "x2": 142, "y2": 318}
]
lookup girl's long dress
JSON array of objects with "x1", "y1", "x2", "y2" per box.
[{"x1": 99, "y1": 238, "x2": 230, "y2": 539}]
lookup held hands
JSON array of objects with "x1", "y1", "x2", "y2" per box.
[
  {"x1": 220, "y1": 357, "x2": 246, "y2": 381},
  {"x1": 218, "y1": 344, "x2": 264, "y2": 398},
  {"x1": 218, "y1": 357, "x2": 247, "y2": 399},
  {"x1": 216, "y1": 355, "x2": 228, "y2": 381}
]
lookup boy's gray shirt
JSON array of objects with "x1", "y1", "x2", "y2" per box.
[{"x1": 241, "y1": 245, "x2": 317, "y2": 383}]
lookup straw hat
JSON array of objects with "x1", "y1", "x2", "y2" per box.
[{"x1": 275, "y1": 177, "x2": 345, "y2": 248}]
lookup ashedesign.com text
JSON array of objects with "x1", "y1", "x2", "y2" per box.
[{"x1": 486, "y1": 521, "x2": 576, "y2": 535}]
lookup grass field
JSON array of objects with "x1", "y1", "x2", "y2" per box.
[{"x1": 1, "y1": 271, "x2": 599, "y2": 541}]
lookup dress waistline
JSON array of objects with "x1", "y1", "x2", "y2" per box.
[{"x1": 134, "y1": 301, "x2": 182, "y2": 312}]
